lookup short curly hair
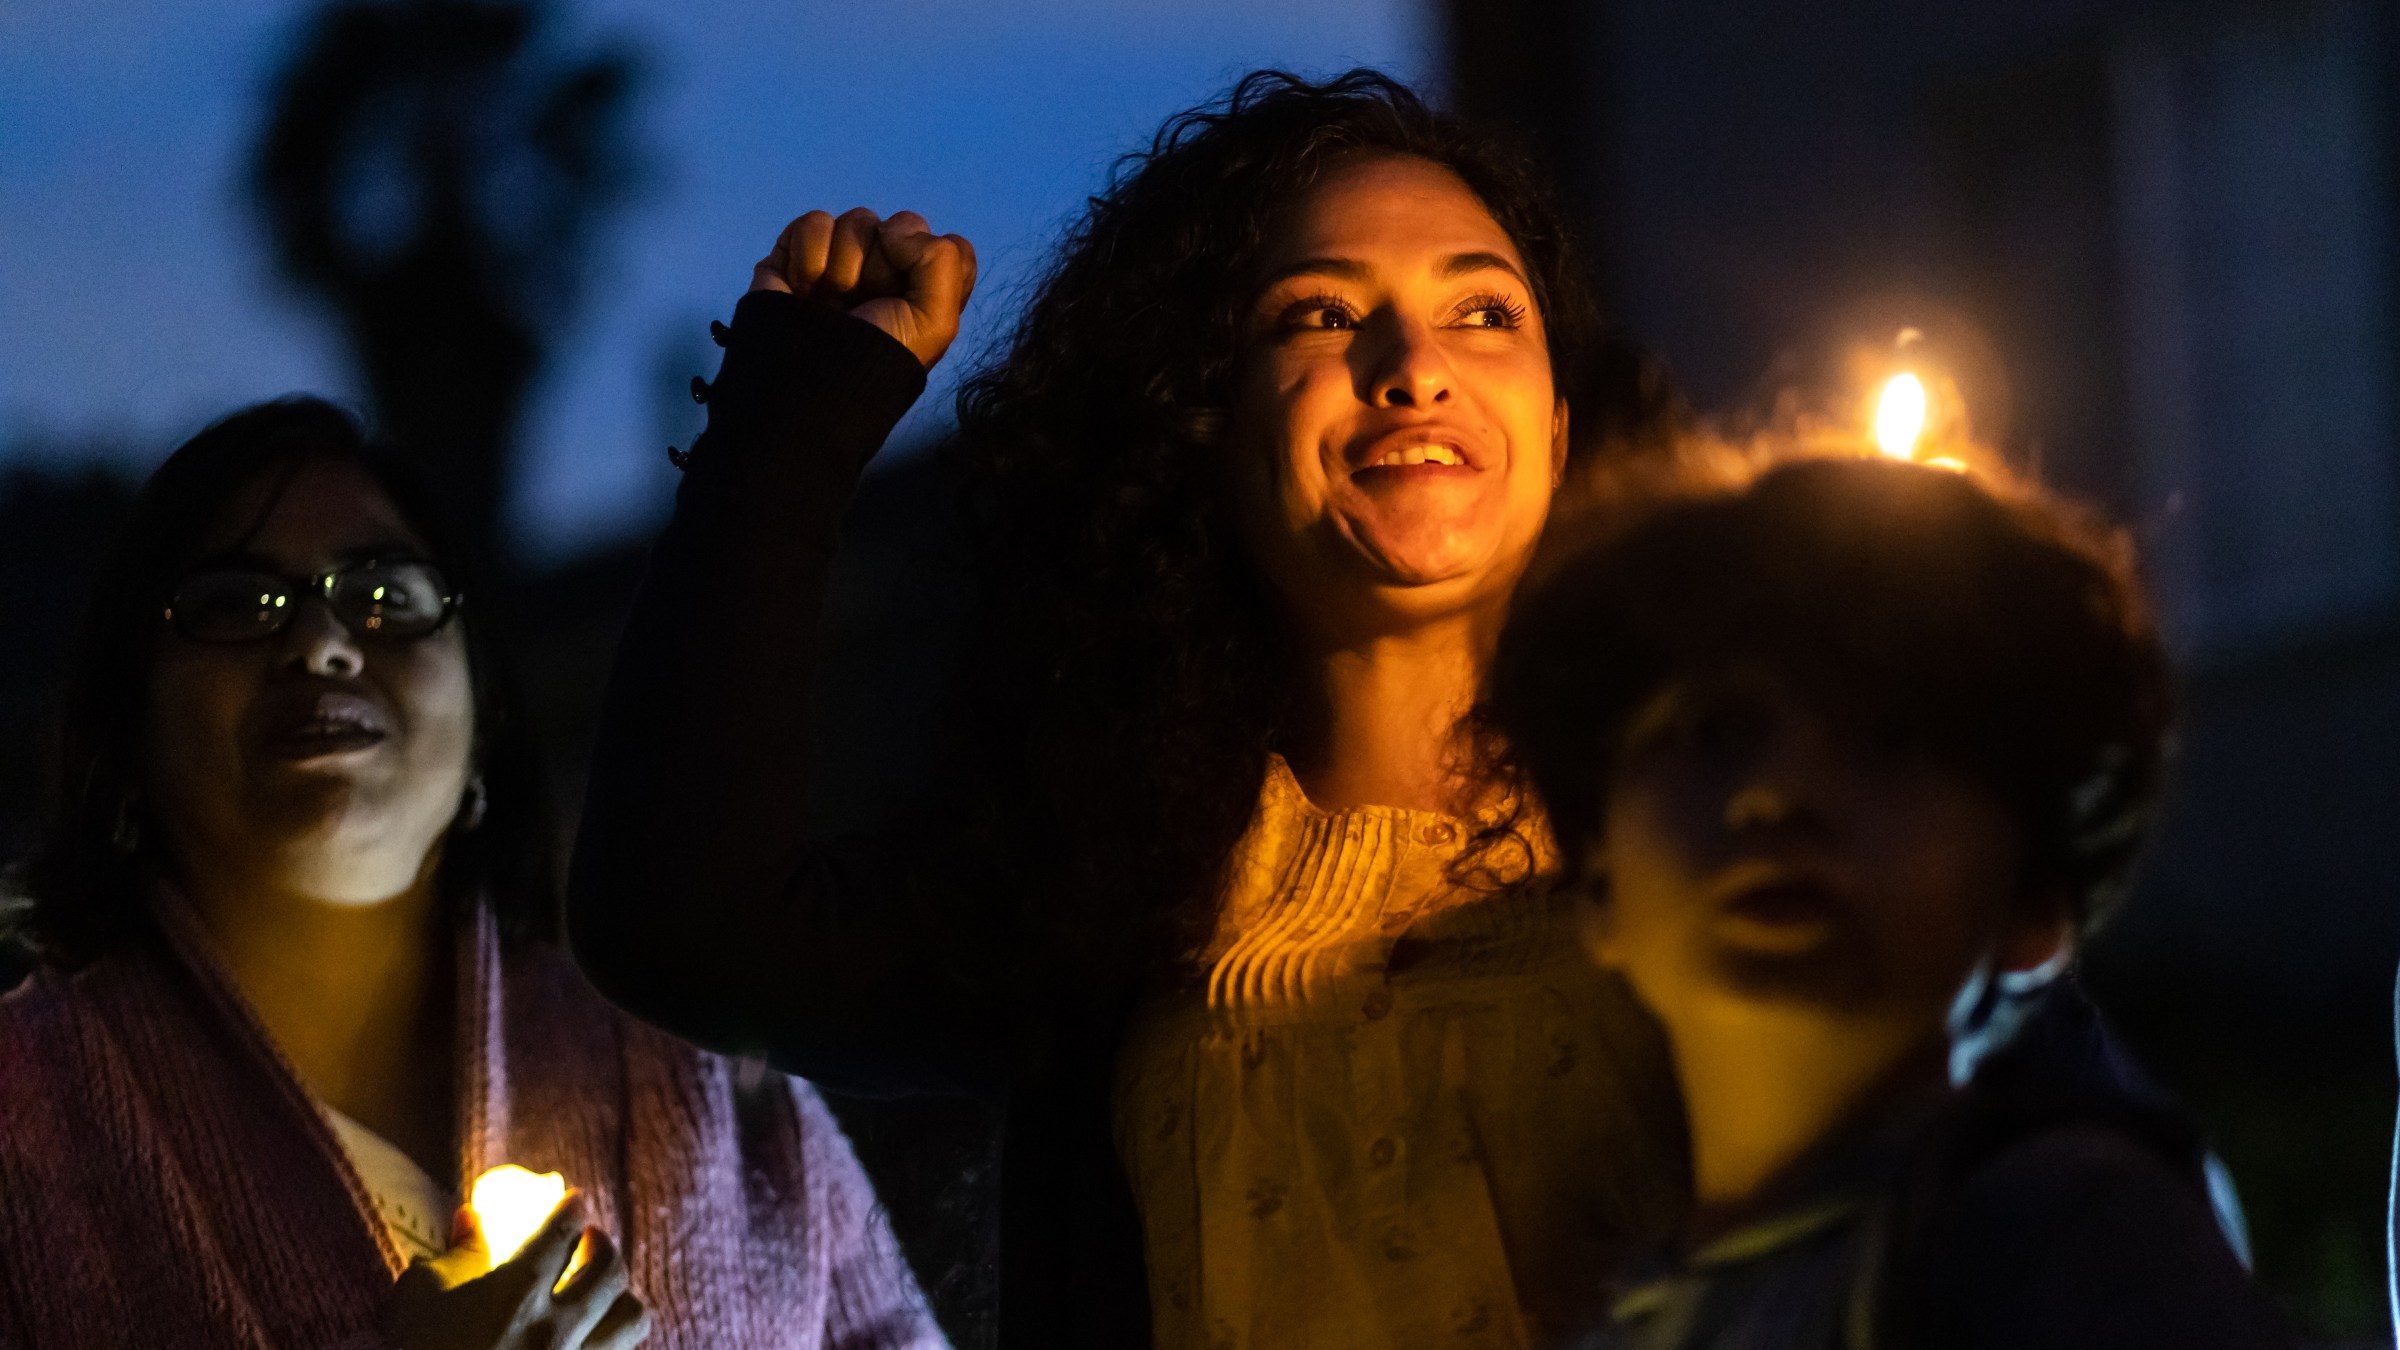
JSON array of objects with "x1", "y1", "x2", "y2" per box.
[
  {"x1": 1486, "y1": 456, "x2": 2174, "y2": 934},
  {"x1": 939, "y1": 69, "x2": 1612, "y2": 973}
]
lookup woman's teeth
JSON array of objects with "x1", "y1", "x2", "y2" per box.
[{"x1": 1370, "y1": 444, "x2": 1464, "y2": 467}]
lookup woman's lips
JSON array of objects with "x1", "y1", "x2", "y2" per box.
[
  {"x1": 1722, "y1": 878, "x2": 1841, "y2": 925},
  {"x1": 1350, "y1": 460, "x2": 1479, "y2": 488},
  {"x1": 259, "y1": 720, "x2": 389, "y2": 761},
  {"x1": 250, "y1": 691, "x2": 392, "y2": 763},
  {"x1": 1713, "y1": 875, "x2": 1847, "y2": 953},
  {"x1": 1346, "y1": 425, "x2": 1488, "y2": 479}
]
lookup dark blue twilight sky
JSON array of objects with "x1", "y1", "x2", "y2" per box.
[{"x1": 0, "y1": 0, "x2": 1434, "y2": 557}]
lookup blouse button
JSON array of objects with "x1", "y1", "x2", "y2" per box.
[
  {"x1": 1419, "y1": 821, "x2": 1457, "y2": 846},
  {"x1": 1368, "y1": 1136, "x2": 1398, "y2": 1167},
  {"x1": 1362, "y1": 989, "x2": 1393, "y2": 1020}
]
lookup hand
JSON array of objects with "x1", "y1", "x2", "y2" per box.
[
  {"x1": 383, "y1": 1194, "x2": 651, "y2": 1350},
  {"x1": 751, "y1": 208, "x2": 979, "y2": 371}
]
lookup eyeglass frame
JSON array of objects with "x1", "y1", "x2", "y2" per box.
[{"x1": 161, "y1": 553, "x2": 464, "y2": 645}]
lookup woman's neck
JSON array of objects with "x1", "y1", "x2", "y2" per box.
[
  {"x1": 184, "y1": 864, "x2": 456, "y2": 1177},
  {"x1": 1282, "y1": 609, "x2": 1492, "y2": 815},
  {"x1": 1665, "y1": 999, "x2": 1948, "y2": 1232}
]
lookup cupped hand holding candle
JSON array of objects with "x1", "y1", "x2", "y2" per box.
[{"x1": 384, "y1": 1187, "x2": 652, "y2": 1348}]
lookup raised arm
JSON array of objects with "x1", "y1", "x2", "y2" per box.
[{"x1": 567, "y1": 211, "x2": 1002, "y2": 1096}]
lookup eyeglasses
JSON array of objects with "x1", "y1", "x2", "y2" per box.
[{"x1": 164, "y1": 556, "x2": 459, "y2": 644}]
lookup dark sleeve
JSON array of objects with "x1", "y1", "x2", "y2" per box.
[
  {"x1": 566, "y1": 289, "x2": 1010, "y2": 1099},
  {"x1": 1908, "y1": 1125, "x2": 2296, "y2": 1350}
]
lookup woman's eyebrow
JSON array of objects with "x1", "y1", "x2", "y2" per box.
[
  {"x1": 1256, "y1": 251, "x2": 1529, "y2": 294},
  {"x1": 1256, "y1": 255, "x2": 1371, "y2": 291},
  {"x1": 1438, "y1": 250, "x2": 1529, "y2": 285}
]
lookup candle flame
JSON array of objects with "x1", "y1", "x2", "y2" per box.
[
  {"x1": 469, "y1": 1165, "x2": 567, "y2": 1267},
  {"x1": 1874, "y1": 372, "x2": 1929, "y2": 460}
]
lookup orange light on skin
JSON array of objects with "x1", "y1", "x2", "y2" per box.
[
  {"x1": 468, "y1": 1165, "x2": 588, "y2": 1285},
  {"x1": 1874, "y1": 372, "x2": 1929, "y2": 461},
  {"x1": 470, "y1": 1165, "x2": 565, "y2": 1265}
]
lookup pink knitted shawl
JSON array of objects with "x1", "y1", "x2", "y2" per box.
[{"x1": 0, "y1": 894, "x2": 946, "y2": 1349}]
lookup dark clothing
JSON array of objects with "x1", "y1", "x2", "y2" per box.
[
  {"x1": 569, "y1": 290, "x2": 1154, "y2": 1345},
  {"x1": 1596, "y1": 1027, "x2": 2293, "y2": 1350}
]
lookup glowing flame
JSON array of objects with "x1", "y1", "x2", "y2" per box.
[
  {"x1": 1875, "y1": 372, "x2": 1929, "y2": 460},
  {"x1": 470, "y1": 1165, "x2": 567, "y2": 1266}
]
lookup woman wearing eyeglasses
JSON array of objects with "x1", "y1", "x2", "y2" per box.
[{"x1": 0, "y1": 399, "x2": 943, "y2": 1349}]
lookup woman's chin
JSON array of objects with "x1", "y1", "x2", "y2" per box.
[{"x1": 1335, "y1": 527, "x2": 1507, "y2": 595}]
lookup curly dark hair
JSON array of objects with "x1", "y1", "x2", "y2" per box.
[
  {"x1": 938, "y1": 68, "x2": 1616, "y2": 978},
  {"x1": 9, "y1": 397, "x2": 556, "y2": 964},
  {"x1": 1486, "y1": 456, "x2": 2175, "y2": 935}
]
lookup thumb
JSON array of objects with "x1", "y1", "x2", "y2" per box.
[
  {"x1": 750, "y1": 220, "x2": 798, "y2": 295},
  {"x1": 414, "y1": 1204, "x2": 494, "y2": 1289},
  {"x1": 449, "y1": 1203, "x2": 488, "y2": 1259},
  {"x1": 900, "y1": 235, "x2": 969, "y2": 326}
]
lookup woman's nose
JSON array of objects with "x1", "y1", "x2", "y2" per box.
[
  {"x1": 1364, "y1": 319, "x2": 1455, "y2": 409},
  {"x1": 1720, "y1": 720, "x2": 1849, "y2": 843},
  {"x1": 279, "y1": 596, "x2": 366, "y2": 678}
]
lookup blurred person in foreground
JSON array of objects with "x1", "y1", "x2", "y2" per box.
[
  {"x1": 569, "y1": 69, "x2": 1689, "y2": 1347},
  {"x1": 0, "y1": 399, "x2": 942, "y2": 1349},
  {"x1": 1488, "y1": 457, "x2": 2291, "y2": 1348}
]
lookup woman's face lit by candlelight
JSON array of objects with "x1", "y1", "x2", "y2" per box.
[
  {"x1": 143, "y1": 458, "x2": 476, "y2": 908},
  {"x1": 1223, "y1": 153, "x2": 1567, "y2": 641}
]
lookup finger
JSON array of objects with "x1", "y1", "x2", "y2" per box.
[
  {"x1": 555, "y1": 1228, "x2": 629, "y2": 1310},
  {"x1": 770, "y1": 210, "x2": 835, "y2": 296},
  {"x1": 587, "y1": 1292, "x2": 653, "y2": 1349},
  {"x1": 749, "y1": 228, "x2": 793, "y2": 295},
  {"x1": 414, "y1": 1204, "x2": 491, "y2": 1288},
  {"x1": 817, "y1": 207, "x2": 882, "y2": 300},
  {"x1": 875, "y1": 212, "x2": 935, "y2": 292},
  {"x1": 877, "y1": 210, "x2": 931, "y2": 256},
  {"x1": 488, "y1": 1191, "x2": 588, "y2": 1305},
  {"x1": 448, "y1": 1204, "x2": 483, "y2": 1256},
  {"x1": 392, "y1": 1256, "x2": 443, "y2": 1301},
  {"x1": 949, "y1": 233, "x2": 979, "y2": 302}
]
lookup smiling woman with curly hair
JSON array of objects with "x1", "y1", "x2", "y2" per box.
[{"x1": 570, "y1": 69, "x2": 1686, "y2": 1347}]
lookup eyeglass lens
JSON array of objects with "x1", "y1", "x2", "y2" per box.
[{"x1": 170, "y1": 560, "x2": 451, "y2": 643}]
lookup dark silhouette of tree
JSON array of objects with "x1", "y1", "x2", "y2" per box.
[{"x1": 252, "y1": 0, "x2": 641, "y2": 564}]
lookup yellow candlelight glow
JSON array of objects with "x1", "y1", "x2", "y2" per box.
[
  {"x1": 1874, "y1": 372, "x2": 1929, "y2": 460},
  {"x1": 469, "y1": 1165, "x2": 567, "y2": 1267}
]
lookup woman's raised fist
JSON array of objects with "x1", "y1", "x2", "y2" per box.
[{"x1": 751, "y1": 208, "x2": 979, "y2": 371}]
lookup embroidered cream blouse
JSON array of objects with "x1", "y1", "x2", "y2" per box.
[{"x1": 1113, "y1": 758, "x2": 1687, "y2": 1349}]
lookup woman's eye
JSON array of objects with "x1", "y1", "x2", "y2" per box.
[
  {"x1": 1276, "y1": 294, "x2": 1356, "y2": 332},
  {"x1": 1457, "y1": 294, "x2": 1528, "y2": 329}
]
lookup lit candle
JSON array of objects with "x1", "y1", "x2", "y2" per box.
[
  {"x1": 468, "y1": 1164, "x2": 567, "y2": 1267},
  {"x1": 1874, "y1": 372, "x2": 1929, "y2": 461}
]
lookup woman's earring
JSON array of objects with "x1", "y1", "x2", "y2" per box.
[{"x1": 459, "y1": 775, "x2": 488, "y2": 833}]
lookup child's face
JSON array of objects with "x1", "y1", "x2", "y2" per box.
[{"x1": 1585, "y1": 663, "x2": 2066, "y2": 1041}]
